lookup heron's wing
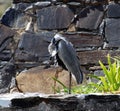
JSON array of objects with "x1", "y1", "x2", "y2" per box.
[{"x1": 58, "y1": 40, "x2": 83, "y2": 84}]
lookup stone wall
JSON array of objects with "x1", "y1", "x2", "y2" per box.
[{"x1": 0, "y1": 0, "x2": 120, "y2": 93}]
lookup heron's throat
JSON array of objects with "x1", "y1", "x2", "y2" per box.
[
  {"x1": 51, "y1": 50, "x2": 57, "y2": 56},
  {"x1": 48, "y1": 43, "x2": 58, "y2": 57}
]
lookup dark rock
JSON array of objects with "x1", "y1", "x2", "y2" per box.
[
  {"x1": 77, "y1": 94, "x2": 120, "y2": 111},
  {"x1": 0, "y1": 52, "x2": 12, "y2": 61},
  {"x1": 107, "y1": 3, "x2": 120, "y2": 18},
  {"x1": 0, "y1": 24, "x2": 15, "y2": 52},
  {"x1": 1, "y1": 93, "x2": 120, "y2": 111},
  {"x1": 76, "y1": 5, "x2": 104, "y2": 30},
  {"x1": 37, "y1": 5, "x2": 74, "y2": 30},
  {"x1": 0, "y1": 38, "x2": 13, "y2": 53},
  {"x1": 14, "y1": 32, "x2": 54, "y2": 62},
  {"x1": 0, "y1": 62, "x2": 15, "y2": 93},
  {"x1": 0, "y1": 7, "x2": 17, "y2": 27},
  {"x1": 77, "y1": 50, "x2": 120, "y2": 65},
  {"x1": 105, "y1": 18, "x2": 120, "y2": 48},
  {"x1": 63, "y1": 32, "x2": 103, "y2": 48},
  {"x1": 1, "y1": 3, "x2": 30, "y2": 28}
]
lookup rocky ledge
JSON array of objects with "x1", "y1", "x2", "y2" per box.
[{"x1": 0, "y1": 93, "x2": 120, "y2": 111}]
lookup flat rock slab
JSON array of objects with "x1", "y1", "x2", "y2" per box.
[
  {"x1": 0, "y1": 93, "x2": 120, "y2": 111},
  {"x1": 16, "y1": 66, "x2": 77, "y2": 94},
  {"x1": 76, "y1": 5, "x2": 104, "y2": 30},
  {"x1": 77, "y1": 50, "x2": 120, "y2": 65},
  {"x1": 63, "y1": 32, "x2": 103, "y2": 48},
  {"x1": 107, "y1": 3, "x2": 120, "y2": 18},
  {"x1": 37, "y1": 5, "x2": 74, "y2": 30},
  {"x1": 105, "y1": 18, "x2": 120, "y2": 48}
]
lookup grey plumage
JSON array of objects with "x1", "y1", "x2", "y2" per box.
[{"x1": 48, "y1": 34, "x2": 83, "y2": 84}]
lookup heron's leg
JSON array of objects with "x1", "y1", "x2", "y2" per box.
[
  {"x1": 54, "y1": 67, "x2": 63, "y2": 94},
  {"x1": 69, "y1": 72, "x2": 72, "y2": 94},
  {"x1": 54, "y1": 69, "x2": 59, "y2": 94}
]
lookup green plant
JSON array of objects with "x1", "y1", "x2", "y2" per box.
[
  {"x1": 71, "y1": 84, "x2": 97, "y2": 94},
  {"x1": 52, "y1": 77, "x2": 96, "y2": 94},
  {"x1": 90, "y1": 54, "x2": 120, "y2": 93}
]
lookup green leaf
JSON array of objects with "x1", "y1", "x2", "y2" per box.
[
  {"x1": 99, "y1": 60, "x2": 112, "y2": 84},
  {"x1": 107, "y1": 54, "x2": 112, "y2": 68},
  {"x1": 99, "y1": 77, "x2": 109, "y2": 91},
  {"x1": 52, "y1": 77, "x2": 67, "y2": 89}
]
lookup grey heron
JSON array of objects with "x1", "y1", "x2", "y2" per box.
[{"x1": 48, "y1": 34, "x2": 83, "y2": 94}]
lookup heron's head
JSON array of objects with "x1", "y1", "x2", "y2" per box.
[
  {"x1": 54, "y1": 34, "x2": 67, "y2": 43},
  {"x1": 48, "y1": 33, "x2": 68, "y2": 57},
  {"x1": 48, "y1": 34, "x2": 60, "y2": 57},
  {"x1": 54, "y1": 33, "x2": 73, "y2": 46}
]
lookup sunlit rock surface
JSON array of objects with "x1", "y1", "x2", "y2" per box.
[{"x1": 16, "y1": 66, "x2": 77, "y2": 94}]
